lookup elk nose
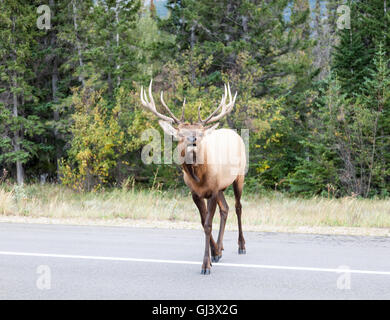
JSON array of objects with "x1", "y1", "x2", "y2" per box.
[{"x1": 187, "y1": 136, "x2": 197, "y2": 144}]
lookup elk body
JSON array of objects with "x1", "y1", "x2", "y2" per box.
[{"x1": 140, "y1": 80, "x2": 246, "y2": 275}]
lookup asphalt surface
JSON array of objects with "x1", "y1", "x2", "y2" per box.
[{"x1": 0, "y1": 222, "x2": 390, "y2": 299}]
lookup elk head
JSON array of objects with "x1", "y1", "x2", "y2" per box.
[{"x1": 140, "y1": 80, "x2": 237, "y2": 181}]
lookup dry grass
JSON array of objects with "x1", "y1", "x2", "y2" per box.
[
  {"x1": 0, "y1": 184, "x2": 390, "y2": 231},
  {"x1": 0, "y1": 188, "x2": 15, "y2": 215}
]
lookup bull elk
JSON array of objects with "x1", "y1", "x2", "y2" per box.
[{"x1": 140, "y1": 80, "x2": 246, "y2": 275}]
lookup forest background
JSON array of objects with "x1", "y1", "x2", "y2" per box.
[{"x1": 1, "y1": 1, "x2": 389, "y2": 217}]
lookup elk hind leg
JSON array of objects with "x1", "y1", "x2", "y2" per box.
[{"x1": 233, "y1": 176, "x2": 246, "y2": 254}]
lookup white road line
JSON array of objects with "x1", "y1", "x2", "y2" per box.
[{"x1": 0, "y1": 251, "x2": 390, "y2": 276}]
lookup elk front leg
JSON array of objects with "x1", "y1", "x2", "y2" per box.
[
  {"x1": 201, "y1": 195, "x2": 217, "y2": 275},
  {"x1": 213, "y1": 191, "x2": 229, "y2": 262},
  {"x1": 192, "y1": 193, "x2": 218, "y2": 257}
]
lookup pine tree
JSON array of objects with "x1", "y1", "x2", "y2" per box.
[
  {"x1": 332, "y1": 0, "x2": 390, "y2": 97},
  {"x1": 0, "y1": 0, "x2": 46, "y2": 184},
  {"x1": 162, "y1": 0, "x2": 311, "y2": 94},
  {"x1": 85, "y1": 0, "x2": 141, "y2": 92},
  {"x1": 312, "y1": 0, "x2": 333, "y2": 79},
  {"x1": 360, "y1": 45, "x2": 390, "y2": 196}
]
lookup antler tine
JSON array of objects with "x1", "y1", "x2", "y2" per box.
[
  {"x1": 199, "y1": 83, "x2": 237, "y2": 125},
  {"x1": 197, "y1": 103, "x2": 202, "y2": 123},
  {"x1": 160, "y1": 91, "x2": 181, "y2": 123},
  {"x1": 148, "y1": 79, "x2": 155, "y2": 106},
  {"x1": 198, "y1": 85, "x2": 227, "y2": 124},
  {"x1": 140, "y1": 80, "x2": 237, "y2": 125},
  {"x1": 139, "y1": 80, "x2": 176, "y2": 123},
  {"x1": 181, "y1": 98, "x2": 186, "y2": 122}
]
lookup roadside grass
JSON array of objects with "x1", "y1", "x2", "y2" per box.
[{"x1": 1, "y1": 184, "x2": 390, "y2": 230}]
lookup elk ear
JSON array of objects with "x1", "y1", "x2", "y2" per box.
[
  {"x1": 158, "y1": 120, "x2": 178, "y2": 138},
  {"x1": 204, "y1": 123, "x2": 219, "y2": 135}
]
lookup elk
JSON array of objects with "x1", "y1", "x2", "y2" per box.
[{"x1": 140, "y1": 80, "x2": 246, "y2": 275}]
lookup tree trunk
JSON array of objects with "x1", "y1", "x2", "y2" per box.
[
  {"x1": 50, "y1": 0, "x2": 61, "y2": 181},
  {"x1": 10, "y1": 16, "x2": 24, "y2": 185},
  {"x1": 241, "y1": 15, "x2": 249, "y2": 42},
  {"x1": 12, "y1": 76, "x2": 24, "y2": 185},
  {"x1": 72, "y1": 0, "x2": 85, "y2": 86},
  {"x1": 115, "y1": 0, "x2": 121, "y2": 87},
  {"x1": 52, "y1": 50, "x2": 61, "y2": 181},
  {"x1": 190, "y1": 24, "x2": 196, "y2": 85}
]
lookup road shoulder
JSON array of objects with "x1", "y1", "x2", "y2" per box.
[{"x1": 0, "y1": 215, "x2": 389, "y2": 237}]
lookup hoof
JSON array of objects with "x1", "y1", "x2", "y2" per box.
[
  {"x1": 201, "y1": 269, "x2": 211, "y2": 275},
  {"x1": 238, "y1": 248, "x2": 246, "y2": 254},
  {"x1": 211, "y1": 255, "x2": 222, "y2": 263}
]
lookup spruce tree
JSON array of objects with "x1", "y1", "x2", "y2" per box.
[
  {"x1": 0, "y1": 0, "x2": 45, "y2": 184},
  {"x1": 332, "y1": 0, "x2": 390, "y2": 97},
  {"x1": 162, "y1": 0, "x2": 311, "y2": 95}
]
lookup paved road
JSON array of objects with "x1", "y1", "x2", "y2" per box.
[{"x1": 0, "y1": 222, "x2": 390, "y2": 299}]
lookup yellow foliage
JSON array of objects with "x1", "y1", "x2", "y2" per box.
[{"x1": 60, "y1": 83, "x2": 147, "y2": 191}]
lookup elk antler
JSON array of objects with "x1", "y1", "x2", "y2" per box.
[
  {"x1": 198, "y1": 83, "x2": 237, "y2": 125},
  {"x1": 140, "y1": 79, "x2": 184, "y2": 124}
]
